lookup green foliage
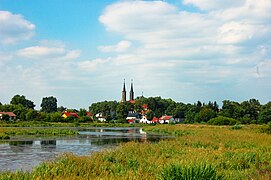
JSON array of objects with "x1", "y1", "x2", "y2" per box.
[
  {"x1": 230, "y1": 124, "x2": 243, "y2": 130},
  {"x1": 159, "y1": 163, "x2": 223, "y2": 180},
  {"x1": 10, "y1": 94, "x2": 35, "y2": 109},
  {"x1": 40, "y1": 96, "x2": 57, "y2": 113},
  {"x1": 208, "y1": 116, "x2": 240, "y2": 125},
  {"x1": 259, "y1": 122, "x2": 271, "y2": 134}
]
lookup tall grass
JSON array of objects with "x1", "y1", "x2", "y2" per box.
[
  {"x1": 0, "y1": 127, "x2": 78, "y2": 137},
  {"x1": 0, "y1": 124, "x2": 271, "y2": 179}
]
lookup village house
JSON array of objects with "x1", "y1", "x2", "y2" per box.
[
  {"x1": 61, "y1": 111, "x2": 80, "y2": 119},
  {"x1": 159, "y1": 115, "x2": 175, "y2": 124},
  {"x1": 151, "y1": 116, "x2": 159, "y2": 124},
  {"x1": 126, "y1": 111, "x2": 140, "y2": 124},
  {"x1": 95, "y1": 113, "x2": 106, "y2": 122},
  {"x1": 140, "y1": 115, "x2": 150, "y2": 124},
  {"x1": 0, "y1": 112, "x2": 16, "y2": 120}
]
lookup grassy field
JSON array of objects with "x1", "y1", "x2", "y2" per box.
[
  {"x1": 1, "y1": 124, "x2": 271, "y2": 179},
  {"x1": 0, "y1": 127, "x2": 78, "y2": 139}
]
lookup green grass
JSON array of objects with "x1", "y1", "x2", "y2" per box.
[
  {"x1": 0, "y1": 124, "x2": 271, "y2": 179},
  {"x1": 0, "y1": 127, "x2": 78, "y2": 137}
]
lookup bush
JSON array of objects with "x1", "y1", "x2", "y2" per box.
[
  {"x1": 208, "y1": 116, "x2": 240, "y2": 125},
  {"x1": 159, "y1": 163, "x2": 223, "y2": 180}
]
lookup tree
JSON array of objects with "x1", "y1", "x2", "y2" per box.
[
  {"x1": 40, "y1": 96, "x2": 57, "y2": 113},
  {"x1": 10, "y1": 95, "x2": 35, "y2": 109}
]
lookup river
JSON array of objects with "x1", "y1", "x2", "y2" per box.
[{"x1": 0, "y1": 127, "x2": 170, "y2": 172}]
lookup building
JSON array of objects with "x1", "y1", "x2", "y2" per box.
[
  {"x1": 95, "y1": 113, "x2": 106, "y2": 122},
  {"x1": 140, "y1": 115, "x2": 150, "y2": 124},
  {"x1": 0, "y1": 112, "x2": 16, "y2": 120},
  {"x1": 61, "y1": 111, "x2": 80, "y2": 119},
  {"x1": 159, "y1": 115, "x2": 175, "y2": 124},
  {"x1": 126, "y1": 111, "x2": 140, "y2": 123},
  {"x1": 121, "y1": 79, "x2": 135, "y2": 102}
]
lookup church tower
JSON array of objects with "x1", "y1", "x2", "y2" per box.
[
  {"x1": 130, "y1": 79, "x2": 134, "y2": 101},
  {"x1": 121, "y1": 79, "x2": 126, "y2": 102}
]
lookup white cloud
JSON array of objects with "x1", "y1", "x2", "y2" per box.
[
  {"x1": 17, "y1": 44, "x2": 81, "y2": 60},
  {"x1": 98, "y1": 40, "x2": 131, "y2": 53},
  {"x1": 95, "y1": 0, "x2": 271, "y2": 103},
  {"x1": 0, "y1": 11, "x2": 35, "y2": 44},
  {"x1": 183, "y1": 0, "x2": 246, "y2": 10}
]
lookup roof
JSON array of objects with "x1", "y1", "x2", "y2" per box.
[
  {"x1": 159, "y1": 116, "x2": 173, "y2": 120},
  {"x1": 151, "y1": 116, "x2": 159, "y2": 122},
  {"x1": 86, "y1": 112, "x2": 93, "y2": 116},
  {"x1": 0, "y1": 112, "x2": 16, "y2": 117},
  {"x1": 142, "y1": 104, "x2": 148, "y2": 109},
  {"x1": 63, "y1": 112, "x2": 79, "y2": 118},
  {"x1": 127, "y1": 112, "x2": 140, "y2": 118}
]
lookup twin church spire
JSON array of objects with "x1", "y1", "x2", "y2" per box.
[{"x1": 121, "y1": 79, "x2": 134, "y2": 102}]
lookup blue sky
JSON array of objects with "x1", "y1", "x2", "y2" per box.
[{"x1": 0, "y1": 0, "x2": 270, "y2": 109}]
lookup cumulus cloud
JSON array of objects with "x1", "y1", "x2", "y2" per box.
[
  {"x1": 17, "y1": 43, "x2": 81, "y2": 60},
  {"x1": 94, "y1": 0, "x2": 271, "y2": 103},
  {"x1": 98, "y1": 40, "x2": 131, "y2": 53},
  {"x1": 0, "y1": 11, "x2": 35, "y2": 44}
]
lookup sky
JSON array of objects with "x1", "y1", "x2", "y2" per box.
[{"x1": 0, "y1": 0, "x2": 270, "y2": 109}]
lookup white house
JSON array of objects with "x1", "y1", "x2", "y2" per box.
[
  {"x1": 126, "y1": 111, "x2": 140, "y2": 123},
  {"x1": 159, "y1": 115, "x2": 175, "y2": 124},
  {"x1": 140, "y1": 115, "x2": 150, "y2": 124},
  {"x1": 95, "y1": 113, "x2": 106, "y2": 122}
]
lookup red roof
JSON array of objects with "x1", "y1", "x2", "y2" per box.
[
  {"x1": 0, "y1": 112, "x2": 16, "y2": 117},
  {"x1": 159, "y1": 116, "x2": 173, "y2": 120},
  {"x1": 63, "y1": 112, "x2": 79, "y2": 118},
  {"x1": 151, "y1": 117, "x2": 159, "y2": 122},
  {"x1": 142, "y1": 104, "x2": 148, "y2": 109},
  {"x1": 86, "y1": 112, "x2": 93, "y2": 116}
]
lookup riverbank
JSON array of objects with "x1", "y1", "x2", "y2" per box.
[
  {"x1": 0, "y1": 127, "x2": 78, "y2": 140},
  {"x1": 0, "y1": 121, "x2": 147, "y2": 128},
  {"x1": 0, "y1": 124, "x2": 270, "y2": 179}
]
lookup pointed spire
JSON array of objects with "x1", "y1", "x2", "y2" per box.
[
  {"x1": 121, "y1": 79, "x2": 126, "y2": 102},
  {"x1": 122, "y1": 78, "x2": 126, "y2": 92},
  {"x1": 130, "y1": 79, "x2": 134, "y2": 101}
]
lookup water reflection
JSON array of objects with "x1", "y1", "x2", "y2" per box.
[{"x1": 0, "y1": 127, "x2": 171, "y2": 172}]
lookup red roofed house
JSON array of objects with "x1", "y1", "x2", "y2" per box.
[
  {"x1": 62, "y1": 111, "x2": 80, "y2": 119},
  {"x1": 0, "y1": 112, "x2": 16, "y2": 120},
  {"x1": 159, "y1": 115, "x2": 175, "y2": 124},
  {"x1": 151, "y1": 116, "x2": 159, "y2": 124}
]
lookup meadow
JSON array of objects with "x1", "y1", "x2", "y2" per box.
[
  {"x1": 0, "y1": 127, "x2": 78, "y2": 140},
  {"x1": 0, "y1": 124, "x2": 271, "y2": 179}
]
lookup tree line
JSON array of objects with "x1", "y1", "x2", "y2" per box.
[
  {"x1": 89, "y1": 97, "x2": 271, "y2": 124},
  {"x1": 1, "y1": 94, "x2": 271, "y2": 124}
]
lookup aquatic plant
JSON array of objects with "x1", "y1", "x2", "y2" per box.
[{"x1": 0, "y1": 124, "x2": 271, "y2": 179}]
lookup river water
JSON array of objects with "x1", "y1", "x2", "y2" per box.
[{"x1": 0, "y1": 127, "x2": 169, "y2": 172}]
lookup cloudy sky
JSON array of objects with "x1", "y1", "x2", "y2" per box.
[{"x1": 0, "y1": 0, "x2": 270, "y2": 109}]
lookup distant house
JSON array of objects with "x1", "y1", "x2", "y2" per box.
[
  {"x1": 140, "y1": 115, "x2": 150, "y2": 124},
  {"x1": 86, "y1": 112, "x2": 94, "y2": 120},
  {"x1": 159, "y1": 115, "x2": 175, "y2": 124},
  {"x1": 126, "y1": 111, "x2": 140, "y2": 123},
  {"x1": 174, "y1": 117, "x2": 185, "y2": 123},
  {"x1": 62, "y1": 111, "x2": 80, "y2": 119},
  {"x1": 151, "y1": 116, "x2": 159, "y2": 124},
  {"x1": 95, "y1": 113, "x2": 106, "y2": 122},
  {"x1": 0, "y1": 112, "x2": 16, "y2": 120}
]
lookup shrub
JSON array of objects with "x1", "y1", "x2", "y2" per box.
[
  {"x1": 208, "y1": 116, "x2": 240, "y2": 125},
  {"x1": 159, "y1": 163, "x2": 223, "y2": 180}
]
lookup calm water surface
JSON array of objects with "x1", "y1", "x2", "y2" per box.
[{"x1": 0, "y1": 127, "x2": 170, "y2": 172}]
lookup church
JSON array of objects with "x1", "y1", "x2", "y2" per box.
[{"x1": 121, "y1": 79, "x2": 134, "y2": 103}]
